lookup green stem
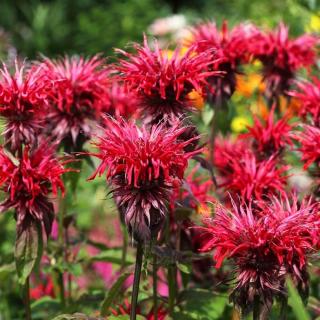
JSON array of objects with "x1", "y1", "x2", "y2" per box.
[
  {"x1": 58, "y1": 271, "x2": 66, "y2": 308},
  {"x1": 168, "y1": 265, "x2": 176, "y2": 317},
  {"x1": 58, "y1": 194, "x2": 66, "y2": 308},
  {"x1": 153, "y1": 253, "x2": 158, "y2": 320},
  {"x1": 130, "y1": 242, "x2": 143, "y2": 320},
  {"x1": 121, "y1": 224, "x2": 128, "y2": 270},
  {"x1": 253, "y1": 295, "x2": 260, "y2": 320},
  {"x1": 279, "y1": 296, "x2": 288, "y2": 320},
  {"x1": 24, "y1": 277, "x2": 32, "y2": 320}
]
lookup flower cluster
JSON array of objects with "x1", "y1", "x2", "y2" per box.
[
  {"x1": 39, "y1": 55, "x2": 110, "y2": 150},
  {"x1": 187, "y1": 21, "x2": 259, "y2": 105},
  {"x1": 199, "y1": 196, "x2": 319, "y2": 312},
  {"x1": 115, "y1": 36, "x2": 218, "y2": 125},
  {"x1": 0, "y1": 61, "x2": 50, "y2": 153},
  {"x1": 0, "y1": 143, "x2": 68, "y2": 236},
  {"x1": 89, "y1": 117, "x2": 200, "y2": 241},
  {"x1": 251, "y1": 23, "x2": 318, "y2": 99}
]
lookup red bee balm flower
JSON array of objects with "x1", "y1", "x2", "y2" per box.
[
  {"x1": 0, "y1": 61, "x2": 50, "y2": 153},
  {"x1": 240, "y1": 108, "x2": 293, "y2": 158},
  {"x1": 293, "y1": 124, "x2": 320, "y2": 169},
  {"x1": 220, "y1": 153, "x2": 288, "y2": 202},
  {"x1": 188, "y1": 21, "x2": 259, "y2": 105},
  {"x1": 199, "y1": 196, "x2": 318, "y2": 312},
  {"x1": 115, "y1": 36, "x2": 218, "y2": 124},
  {"x1": 289, "y1": 77, "x2": 320, "y2": 126},
  {"x1": 89, "y1": 118, "x2": 201, "y2": 242},
  {"x1": 104, "y1": 81, "x2": 137, "y2": 119},
  {"x1": 0, "y1": 142, "x2": 68, "y2": 236},
  {"x1": 251, "y1": 23, "x2": 318, "y2": 98},
  {"x1": 40, "y1": 55, "x2": 110, "y2": 150}
]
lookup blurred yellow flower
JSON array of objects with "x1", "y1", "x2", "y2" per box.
[
  {"x1": 231, "y1": 116, "x2": 250, "y2": 133},
  {"x1": 250, "y1": 96, "x2": 269, "y2": 119},
  {"x1": 196, "y1": 203, "x2": 211, "y2": 217},
  {"x1": 279, "y1": 95, "x2": 300, "y2": 117},
  {"x1": 188, "y1": 89, "x2": 205, "y2": 110},
  {"x1": 236, "y1": 73, "x2": 265, "y2": 97},
  {"x1": 306, "y1": 13, "x2": 320, "y2": 33}
]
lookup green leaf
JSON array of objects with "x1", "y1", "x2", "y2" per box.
[
  {"x1": 90, "y1": 249, "x2": 134, "y2": 265},
  {"x1": 52, "y1": 313, "x2": 97, "y2": 320},
  {"x1": 0, "y1": 262, "x2": 15, "y2": 281},
  {"x1": 287, "y1": 278, "x2": 311, "y2": 320},
  {"x1": 181, "y1": 288, "x2": 228, "y2": 320},
  {"x1": 100, "y1": 271, "x2": 131, "y2": 316},
  {"x1": 177, "y1": 262, "x2": 192, "y2": 274},
  {"x1": 15, "y1": 221, "x2": 43, "y2": 284}
]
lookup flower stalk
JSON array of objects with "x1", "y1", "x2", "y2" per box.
[{"x1": 130, "y1": 241, "x2": 144, "y2": 320}]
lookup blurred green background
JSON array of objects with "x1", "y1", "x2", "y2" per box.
[{"x1": 0, "y1": 0, "x2": 318, "y2": 59}]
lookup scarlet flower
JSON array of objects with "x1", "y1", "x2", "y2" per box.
[
  {"x1": 0, "y1": 61, "x2": 50, "y2": 153},
  {"x1": 171, "y1": 165, "x2": 215, "y2": 216},
  {"x1": 115, "y1": 36, "x2": 218, "y2": 125},
  {"x1": 188, "y1": 21, "x2": 259, "y2": 105},
  {"x1": 89, "y1": 117, "x2": 200, "y2": 242},
  {"x1": 289, "y1": 77, "x2": 320, "y2": 126},
  {"x1": 39, "y1": 55, "x2": 110, "y2": 150},
  {"x1": 293, "y1": 124, "x2": 320, "y2": 169},
  {"x1": 199, "y1": 196, "x2": 318, "y2": 312},
  {"x1": 213, "y1": 135, "x2": 251, "y2": 175},
  {"x1": 251, "y1": 23, "x2": 318, "y2": 98},
  {"x1": 104, "y1": 81, "x2": 137, "y2": 119},
  {"x1": 30, "y1": 275, "x2": 55, "y2": 300},
  {"x1": 240, "y1": 108, "x2": 293, "y2": 158},
  {"x1": 111, "y1": 299, "x2": 167, "y2": 320},
  {"x1": 220, "y1": 152, "x2": 288, "y2": 202},
  {"x1": 0, "y1": 142, "x2": 68, "y2": 236}
]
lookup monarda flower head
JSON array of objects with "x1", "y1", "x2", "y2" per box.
[
  {"x1": 240, "y1": 108, "x2": 293, "y2": 159},
  {"x1": 115, "y1": 36, "x2": 218, "y2": 125},
  {"x1": 251, "y1": 23, "x2": 318, "y2": 99},
  {"x1": 293, "y1": 124, "x2": 320, "y2": 170},
  {"x1": 104, "y1": 81, "x2": 137, "y2": 119},
  {"x1": 187, "y1": 21, "x2": 259, "y2": 106},
  {"x1": 289, "y1": 77, "x2": 320, "y2": 126},
  {"x1": 0, "y1": 61, "x2": 50, "y2": 153},
  {"x1": 220, "y1": 152, "x2": 288, "y2": 202},
  {"x1": 89, "y1": 117, "x2": 201, "y2": 242},
  {"x1": 198, "y1": 196, "x2": 319, "y2": 314},
  {"x1": 213, "y1": 135, "x2": 252, "y2": 176},
  {"x1": 40, "y1": 55, "x2": 110, "y2": 151},
  {"x1": 0, "y1": 142, "x2": 68, "y2": 237}
]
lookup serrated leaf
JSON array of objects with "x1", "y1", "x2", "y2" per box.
[
  {"x1": 100, "y1": 271, "x2": 131, "y2": 316},
  {"x1": 15, "y1": 221, "x2": 43, "y2": 284},
  {"x1": 287, "y1": 277, "x2": 311, "y2": 320}
]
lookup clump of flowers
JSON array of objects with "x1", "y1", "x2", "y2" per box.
[
  {"x1": 0, "y1": 61, "x2": 50, "y2": 154},
  {"x1": 0, "y1": 142, "x2": 68, "y2": 237},
  {"x1": 89, "y1": 117, "x2": 201, "y2": 242},
  {"x1": 198, "y1": 196, "x2": 319, "y2": 314},
  {"x1": 115, "y1": 36, "x2": 219, "y2": 125},
  {"x1": 251, "y1": 23, "x2": 318, "y2": 100},
  {"x1": 240, "y1": 108, "x2": 293, "y2": 159},
  {"x1": 39, "y1": 55, "x2": 110, "y2": 151},
  {"x1": 187, "y1": 21, "x2": 259, "y2": 106}
]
